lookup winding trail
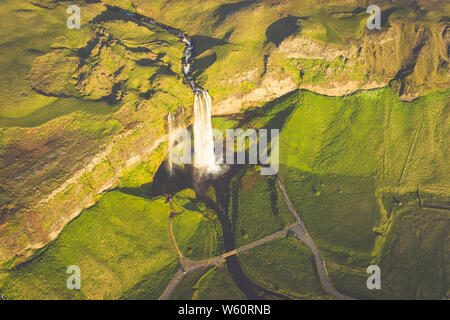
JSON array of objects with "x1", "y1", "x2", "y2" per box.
[
  {"x1": 276, "y1": 176, "x2": 355, "y2": 300},
  {"x1": 168, "y1": 200, "x2": 184, "y2": 258},
  {"x1": 160, "y1": 177, "x2": 355, "y2": 300},
  {"x1": 160, "y1": 220, "x2": 295, "y2": 300}
]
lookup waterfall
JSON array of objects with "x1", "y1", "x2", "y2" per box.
[
  {"x1": 108, "y1": 5, "x2": 222, "y2": 180},
  {"x1": 193, "y1": 91, "x2": 218, "y2": 173},
  {"x1": 142, "y1": 12, "x2": 219, "y2": 175}
]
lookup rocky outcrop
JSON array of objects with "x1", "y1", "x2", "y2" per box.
[
  {"x1": 27, "y1": 27, "x2": 170, "y2": 101},
  {"x1": 208, "y1": 18, "x2": 449, "y2": 114},
  {"x1": 259, "y1": 21, "x2": 448, "y2": 102},
  {"x1": 278, "y1": 35, "x2": 358, "y2": 61}
]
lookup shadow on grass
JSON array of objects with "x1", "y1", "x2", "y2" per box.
[
  {"x1": 191, "y1": 35, "x2": 227, "y2": 57},
  {"x1": 380, "y1": 7, "x2": 402, "y2": 28},
  {"x1": 265, "y1": 16, "x2": 302, "y2": 47},
  {"x1": 236, "y1": 89, "x2": 299, "y2": 129},
  {"x1": 213, "y1": 0, "x2": 257, "y2": 28},
  {"x1": 192, "y1": 51, "x2": 217, "y2": 77},
  {"x1": 0, "y1": 97, "x2": 122, "y2": 128}
]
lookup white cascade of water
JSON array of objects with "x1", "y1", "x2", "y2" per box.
[{"x1": 193, "y1": 91, "x2": 218, "y2": 173}]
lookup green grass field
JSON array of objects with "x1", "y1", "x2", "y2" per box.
[
  {"x1": 376, "y1": 206, "x2": 449, "y2": 299},
  {"x1": 237, "y1": 234, "x2": 329, "y2": 299},
  {"x1": 171, "y1": 266, "x2": 246, "y2": 300},
  {"x1": 1, "y1": 191, "x2": 178, "y2": 299},
  {"x1": 229, "y1": 166, "x2": 295, "y2": 247},
  {"x1": 0, "y1": 186, "x2": 226, "y2": 299},
  {"x1": 328, "y1": 204, "x2": 449, "y2": 300},
  {"x1": 254, "y1": 86, "x2": 449, "y2": 299},
  {"x1": 172, "y1": 189, "x2": 224, "y2": 260},
  {"x1": 0, "y1": 1, "x2": 90, "y2": 119}
]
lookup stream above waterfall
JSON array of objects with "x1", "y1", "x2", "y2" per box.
[{"x1": 106, "y1": 5, "x2": 202, "y2": 92}]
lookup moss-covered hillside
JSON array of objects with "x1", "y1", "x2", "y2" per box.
[{"x1": 0, "y1": 0, "x2": 448, "y2": 300}]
